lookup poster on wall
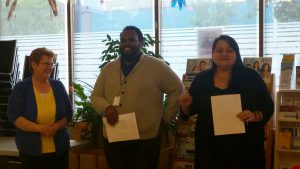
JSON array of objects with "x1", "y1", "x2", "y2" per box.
[{"x1": 197, "y1": 28, "x2": 223, "y2": 57}]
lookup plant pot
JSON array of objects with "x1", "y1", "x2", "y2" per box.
[{"x1": 73, "y1": 121, "x2": 103, "y2": 148}]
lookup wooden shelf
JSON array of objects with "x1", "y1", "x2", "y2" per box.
[{"x1": 274, "y1": 90, "x2": 300, "y2": 168}]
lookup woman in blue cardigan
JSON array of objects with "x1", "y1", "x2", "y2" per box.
[
  {"x1": 179, "y1": 35, "x2": 274, "y2": 169},
  {"x1": 7, "y1": 47, "x2": 73, "y2": 169}
]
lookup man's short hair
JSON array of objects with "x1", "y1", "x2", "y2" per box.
[{"x1": 121, "y1": 25, "x2": 144, "y2": 42}]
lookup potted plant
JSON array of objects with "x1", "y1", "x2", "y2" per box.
[{"x1": 72, "y1": 81, "x2": 102, "y2": 147}]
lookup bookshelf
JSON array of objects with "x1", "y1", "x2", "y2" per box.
[{"x1": 274, "y1": 90, "x2": 300, "y2": 169}]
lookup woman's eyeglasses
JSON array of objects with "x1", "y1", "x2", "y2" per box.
[{"x1": 39, "y1": 62, "x2": 55, "y2": 67}]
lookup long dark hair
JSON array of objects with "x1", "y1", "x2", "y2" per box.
[{"x1": 211, "y1": 35, "x2": 244, "y2": 72}]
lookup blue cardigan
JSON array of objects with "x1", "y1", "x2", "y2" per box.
[{"x1": 7, "y1": 77, "x2": 73, "y2": 156}]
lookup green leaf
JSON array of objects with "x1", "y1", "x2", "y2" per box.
[{"x1": 107, "y1": 34, "x2": 111, "y2": 40}]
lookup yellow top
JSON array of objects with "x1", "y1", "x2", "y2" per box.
[{"x1": 34, "y1": 87, "x2": 56, "y2": 153}]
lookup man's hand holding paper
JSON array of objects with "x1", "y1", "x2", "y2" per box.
[{"x1": 103, "y1": 112, "x2": 140, "y2": 142}]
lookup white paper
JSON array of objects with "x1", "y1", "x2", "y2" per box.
[
  {"x1": 211, "y1": 94, "x2": 245, "y2": 136},
  {"x1": 103, "y1": 112, "x2": 140, "y2": 142}
]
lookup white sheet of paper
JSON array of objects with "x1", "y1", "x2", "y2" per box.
[
  {"x1": 211, "y1": 94, "x2": 245, "y2": 136},
  {"x1": 103, "y1": 112, "x2": 140, "y2": 142}
]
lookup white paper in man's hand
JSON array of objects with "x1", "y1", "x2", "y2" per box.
[
  {"x1": 211, "y1": 94, "x2": 245, "y2": 136},
  {"x1": 103, "y1": 112, "x2": 140, "y2": 142}
]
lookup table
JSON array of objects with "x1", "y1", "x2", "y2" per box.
[
  {"x1": 0, "y1": 137, "x2": 89, "y2": 156},
  {"x1": 0, "y1": 137, "x2": 89, "y2": 169},
  {"x1": 0, "y1": 137, "x2": 19, "y2": 157}
]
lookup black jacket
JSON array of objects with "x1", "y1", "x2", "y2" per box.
[{"x1": 185, "y1": 67, "x2": 274, "y2": 169}]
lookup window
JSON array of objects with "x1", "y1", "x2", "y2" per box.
[
  {"x1": 1, "y1": 0, "x2": 299, "y2": 91},
  {"x1": 265, "y1": 0, "x2": 300, "y2": 89},
  {"x1": 161, "y1": 0, "x2": 259, "y2": 78},
  {"x1": 0, "y1": 0, "x2": 68, "y2": 87},
  {"x1": 73, "y1": 0, "x2": 154, "y2": 86}
]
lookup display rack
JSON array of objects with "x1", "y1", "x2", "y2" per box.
[{"x1": 274, "y1": 89, "x2": 300, "y2": 169}]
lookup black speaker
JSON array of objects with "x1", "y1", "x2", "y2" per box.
[
  {"x1": 22, "y1": 56, "x2": 31, "y2": 79},
  {"x1": 0, "y1": 40, "x2": 17, "y2": 74}
]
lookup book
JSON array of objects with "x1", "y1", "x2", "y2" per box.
[
  {"x1": 176, "y1": 148, "x2": 195, "y2": 161},
  {"x1": 173, "y1": 160, "x2": 194, "y2": 169},
  {"x1": 243, "y1": 57, "x2": 272, "y2": 77},
  {"x1": 293, "y1": 136, "x2": 300, "y2": 150},
  {"x1": 185, "y1": 58, "x2": 212, "y2": 74},
  {"x1": 183, "y1": 58, "x2": 212, "y2": 90},
  {"x1": 178, "y1": 137, "x2": 195, "y2": 150},
  {"x1": 277, "y1": 131, "x2": 292, "y2": 150},
  {"x1": 280, "y1": 162, "x2": 300, "y2": 169},
  {"x1": 282, "y1": 54, "x2": 295, "y2": 62},
  {"x1": 279, "y1": 54, "x2": 295, "y2": 89},
  {"x1": 282, "y1": 93, "x2": 295, "y2": 106},
  {"x1": 296, "y1": 66, "x2": 300, "y2": 89},
  {"x1": 243, "y1": 57, "x2": 273, "y2": 92},
  {"x1": 279, "y1": 105, "x2": 298, "y2": 121},
  {"x1": 293, "y1": 94, "x2": 300, "y2": 106}
]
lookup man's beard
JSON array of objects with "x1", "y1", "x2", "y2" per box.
[{"x1": 120, "y1": 48, "x2": 141, "y2": 62}]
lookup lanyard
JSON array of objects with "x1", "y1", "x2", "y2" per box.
[{"x1": 119, "y1": 67, "x2": 127, "y2": 87}]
